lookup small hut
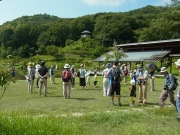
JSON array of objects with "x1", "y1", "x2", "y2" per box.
[{"x1": 81, "y1": 30, "x2": 91, "y2": 38}]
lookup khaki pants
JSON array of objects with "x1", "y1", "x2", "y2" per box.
[
  {"x1": 150, "y1": 78, "x2": 154, "y2": 90},
  {"x1": 39, "y1": 78, "x2": 47, "y2": 96},
  {"x1": 50, "y1": 75, "x2": 55, "y2": 84},
  {"x1": 159, "y1": 90, "x2": 176, "y2": 107},
  {"x1": 28, "y1": 79, "x2": 34, "y2": 94},
  {"x1": 138, "y1": 82, "x2": 147, "y2": 102},
  {"x1": 63, "y1": 80, "x2": 72, "y2": 99}
]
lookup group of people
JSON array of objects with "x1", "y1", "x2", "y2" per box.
[
  {"x1": 24, "y1": 59, "x2": 180, "y2": 120},
  {"x1": 26, "y1": 61, "x2": 49, "y2": 96},
  {"x1": 102, "y1": 60, "x2": 180, "y2": 121}
]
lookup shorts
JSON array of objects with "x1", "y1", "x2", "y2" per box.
[
  {"x1": 130, "y1": 85, "x2": 136, "y2": 97},
  {"x1": 109, "y1": 82, "x2": 120, "y2": 95}
]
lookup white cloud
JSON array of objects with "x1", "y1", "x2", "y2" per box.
[{"x1": 81, "y1": 0, "x2": 136, "y2": 7}]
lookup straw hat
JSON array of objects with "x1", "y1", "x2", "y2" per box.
[
  {"x1": 28, "y1": 62, "x2": 34, "y2": 67},
  {"x1": 80, "y1": 64, "x2": 84, "y2": 67}
]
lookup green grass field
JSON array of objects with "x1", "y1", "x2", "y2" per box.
[{"x1": 0, "y1": 76, "x2": 180, "y2": 135}]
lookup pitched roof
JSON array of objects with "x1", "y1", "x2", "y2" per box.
[{"x1": 93, "y1": 50, "x2": 170, "y2": 63}]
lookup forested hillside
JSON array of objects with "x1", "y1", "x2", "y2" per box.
[{"x1": 0, "y1": 4, "x2": 180, "y2": 59}]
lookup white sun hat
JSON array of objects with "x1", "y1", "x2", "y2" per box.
[
  {"x1": 175, "y1": 59, "x2": 180, "y2": 66},
  {"x1": 160, "y1": 67, "x2": 167, "y2": 73},
  {"x1": 64, "y1": 64, "x2": 70, "y2": 69}
]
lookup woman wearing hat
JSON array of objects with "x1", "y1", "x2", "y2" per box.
[{"x1": 27, "y1": 62, "x2": 35, "y2": 94}]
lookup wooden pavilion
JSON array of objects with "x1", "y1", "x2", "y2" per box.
[{"x1": 93, "y1": 38, "x2": 180, "y2": 73}]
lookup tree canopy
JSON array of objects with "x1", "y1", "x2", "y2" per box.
[{"x1": 0, "y1": 5, "x2": 180, "y2": 59}]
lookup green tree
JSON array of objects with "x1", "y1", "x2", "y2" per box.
[
  {"x1": 0, "y1": 45, "x2": 7, "y2": 58},
  {"x1": 0, "y1": 62, "x2": 16, "y2": 99},
  {"x1": 105, "y1": 39, "x2": 127, "y2": 61},
  {"x1": 46, "y1": 45, "x2": 59, "y2": 56},
  {"x1": 37, "y1": 45, "x2": 47, "y2": 55}
]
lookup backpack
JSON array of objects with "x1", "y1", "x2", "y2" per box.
[
  {"x1": 112, "y1": 67, "x2": 121, "y2": 82},
  {"x1": 169, "y1": 74, "x2": 178, "y2": 90},
  {"x1": 62, "y1": 70, "x2": 71, "y2": 82}
]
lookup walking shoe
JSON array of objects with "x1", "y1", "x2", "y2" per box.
[
  {"x1": 110, "y1": 102, "x2": 114, "y2": 106},
  {"x1": 118, "y1": 102, "x2": 122, "y2": 106},
  {"x1": 143, "y1": 101, "x2": 146, "y2": 104},
  {"x1": 129, "y1": 104, "x2": 135, "y2": 107},
  {"x1": 138, "y1": 100, "x2": 143, "y2": 103}
]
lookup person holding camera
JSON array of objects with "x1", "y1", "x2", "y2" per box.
[
  {"x1": 159, "y1": 67, "x2": 176, "y2": 108},
  {"x1": 137, "y1": 66, "x2": 148, "y2": 104}
]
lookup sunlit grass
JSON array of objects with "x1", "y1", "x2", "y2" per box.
[{"x1": 0, "y1": 76, "x2": 179, "y2": 135}]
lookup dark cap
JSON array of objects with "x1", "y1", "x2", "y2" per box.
[
  {"x1": 40, "y1": 61, "x2": 45, "y2": 66},
  {"x1": 113, "y1": 61, "x2": 118, "y2": 66},
  {"x1": 138, "y1": 66, "x2": 143, "y2": 70}
]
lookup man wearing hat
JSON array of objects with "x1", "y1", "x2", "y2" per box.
[
  {"x1": 159, "y1": 67, "x2": 176, "y2": 108},
  {"x1": 27, "y1": 62, "x2": 35, "y2": 94},
  {"x1": 175, "y1": 59, "x2": 180, "y2": 121},
  {"x1": 38, "y1": 61, "x2": 48, "y2": 96},
  {"x1": 62, "y1": 64, "x2": 72, "y2": 99},
  {"x1": 137, "y1": 66, "x2": 148, "y2": 104},
  {"x1": 102, "y1": 63, "x2": 111, "y2": 96}
]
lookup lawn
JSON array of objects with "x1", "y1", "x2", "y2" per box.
[{"x1": 0, "y1": 76, "x2": 180, "y2": 135}]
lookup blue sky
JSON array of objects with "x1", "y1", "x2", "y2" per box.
[{"x1": 0, "y1": 0, "x2": 172, "y2": 25}]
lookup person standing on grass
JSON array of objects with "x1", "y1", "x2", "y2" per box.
[
  {"x1": 62, "y1": 64, "x2": 72, "y2": 99},
  {"x1": 121, "y1": 63, "x2": 128, "y2": 84},
  {"x1": 86, "y1": 72, "x2": 90, "y2": 87},
  {"x1": 137, "y1": 66, "x2": 148, "y2": 104},
  {"x1": 49, "y1": 65, "x2": 56, "y2": 84},
  {"x1": 78, "y1": 64, "x2": 86, "y2": 89},
  {"x1": 102, "y1": 63, "x2": 111, "y2": 96},
  {"x1": 129, "y1": 71, "x2": 137, "y2": 106},
  {"x1": 175, "y1": 59, "x2": 180, "y2": 121},
  {"x1": 159, "y1": 67, "x2": 176, "y2": 108},
  {"x1": 93, "y1": 72, "x2": 98, "y2": 87},
  {"x1": 27, "y1": 62, "x2": 35, "y2": 94},
  {"x1": 38, "y1": 61, "x2": 48, "y2": 97},
  {"x1": 35, "y1": 64, "x2": 40, "y2": 88},
  {"x1": 71, "y1": 66, "x2": 77, "y2": 90},
  {"x1": 11, "y1": 69, "x2": 15, "y2": 80},
  {"x1": 108, "y1": 61, "x2": 123, "y2": 106},
  {"x1": 149, "y1": 69, "x2": 156, "y2": 91}
]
